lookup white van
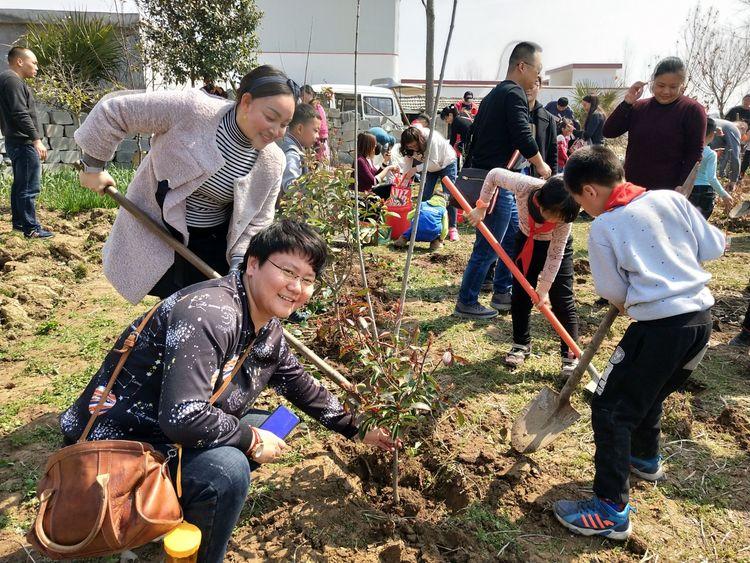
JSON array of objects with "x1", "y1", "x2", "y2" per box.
[{"x1": 311, "y1": 84, "x2": 408, "y2": 129}]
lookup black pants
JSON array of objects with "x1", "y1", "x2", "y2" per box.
[
  {"x1": 591, "y1": 309, "x2": 712, "y2": 504},
  {"x1": 511, "y1": 233, "x2": 578, "y2": 357},
  {"x1": 149, "y1": 221, "x2": 230, "y2": 298},
  {"x1": 741, "y1": 149, "x2": 750, "y2": 177},
  {"x1": 688, "y1": 185, "x2": 714, "y2": 219},
  {"x1": 743, "y1": 301, "x2": 750, "y2": 332}
]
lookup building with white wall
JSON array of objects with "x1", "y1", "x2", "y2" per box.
[
  {"x1": 255, "y1": 0, "x2": 399, "y2": 87},
  {"x1": 546, "y1": 63, "x2": 623, "y2": 87}
]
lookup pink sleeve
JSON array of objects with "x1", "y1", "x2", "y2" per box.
[
  {"x1": 536, "y1": 223, "x2": 573, "y2": 297},
  {"x1": 315, "y1": 103, "x2": 329, "y2": 138},
  {"x1": 479, "y1": 168, "x2": 544, "y2": 204}
]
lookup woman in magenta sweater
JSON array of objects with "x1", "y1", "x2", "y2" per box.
[
  {"x1": 354, "y1": 132, "x2": 399, "y2": 199},
  {"x1": 603, "y1": 57, "x2": 706, "y2": 190}
]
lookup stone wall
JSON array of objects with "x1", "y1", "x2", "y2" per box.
[
  {"x1": 0, "y1": 102, "x2": 149, "y2": 171},
  {"x1": 325, "y1": 106, "x2": 403, "y2": 166}
]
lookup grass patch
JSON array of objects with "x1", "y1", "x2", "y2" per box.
[
  {"x1": 451, "y1": 503, "x2": 521, "y2": 556},
  {"x1": 0, "y1": 165, "x2": 134, "y2": 214}
]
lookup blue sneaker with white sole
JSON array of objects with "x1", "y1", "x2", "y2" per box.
[
  {"x1": 630, "y1": 454, "x2": 665, "y2": 481},
  {"x1": 554, "y1": 496, "x2": 633, "y2": 541}
]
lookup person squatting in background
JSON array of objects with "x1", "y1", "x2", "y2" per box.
[{"x1": 399, "y1": 125, "x2": 460, "y2": 241}]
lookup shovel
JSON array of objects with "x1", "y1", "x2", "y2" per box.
[
  {"x1": 441, "y1": 176, "x2": 602, "y2": 383},
  {"x1": 511, "y1": 304, "x2": 619, "y2": 453},
  {"x1": 101, "y1": 186, "x2": 357, "y2": 396}
]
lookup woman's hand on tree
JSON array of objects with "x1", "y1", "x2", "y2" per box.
[
  {"x1": 624, "y1": 81, "x2": 646, "y2": 105},
  {"x1": 467, "y1": 206, "x2": 487, "y2": 227},
  {"x1": 251, "y1": 428, "x2": 288, "y2": 464},
  {"x1": 362, "y1": 427, "x2": 401, "y2": 452},
  {"x1": 79, "y1": 170, "x2": 116, "y2": 195}
]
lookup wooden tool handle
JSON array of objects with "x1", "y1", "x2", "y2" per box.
[{"x1": 558, "y1": 305, "x2": 619, "y2": 403}]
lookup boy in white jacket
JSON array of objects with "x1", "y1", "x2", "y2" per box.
[{"x1": 554, "y1": 146, "x2": 725, "y2": 541}]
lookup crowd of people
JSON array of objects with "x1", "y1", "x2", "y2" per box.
[{"x1": 0, "y1": 38, "x2": 748, "y2": 560}]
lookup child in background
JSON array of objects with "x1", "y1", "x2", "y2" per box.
[
  {"x1": 557, "y1": 118, "x2": 575, "y2": 172},
  {"x1": 393, "y1": 191, "x2": 449, "y2": 252},
  {"x1": 690, "y1": 117, "x2": 734, "y2": 219},
  {"x1": 467, "y1": 170, "x2": 581, "y2": 376},
  {"x1": 555, "y1": 146, "x2": 725, "y2": 540}
]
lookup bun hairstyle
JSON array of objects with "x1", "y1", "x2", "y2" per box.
[{"x1": 236, "y1": 65, "x2": 299, "y2": 104}]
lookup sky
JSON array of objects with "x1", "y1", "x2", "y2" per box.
[{"x1": 3, "y1": 0, "x2": 745, "y2": 88}]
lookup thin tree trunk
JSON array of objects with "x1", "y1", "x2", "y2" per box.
[
  {"x1": 394, "y1": 0, "x2": 458, "y2": 336},
  {"x1": 424, "y1": 0, "x2": 435, "y2": 115},
  {"x1": 392, "y1": 447, "x2": 400, "y2": 505}
]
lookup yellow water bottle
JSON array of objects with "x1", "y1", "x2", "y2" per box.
[{"x1": 164, "y1": 522, "x2": 201, "y2": 563}]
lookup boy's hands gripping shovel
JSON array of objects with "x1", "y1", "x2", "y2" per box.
[{"x1": 511, "y1": 304, "x2": 619, "y2": 453}]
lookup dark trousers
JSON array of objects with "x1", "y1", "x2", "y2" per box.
[
  {"x1": 5, "y1": 139, "x2": 41, "y2": 234},
  {"x1": 149, "y1": 221, "x2": 230, "y2": 298},
  {"x1": 688, "y1": 185, "x2": 714, "y2": 219},
  {"x1": 591, "y1": 309, "x2": 712, "y2": 504},
  {"x1": 510, "y1": 233, "x2": 578, "y2": 357},
  {"x1": 159, "y1": 410, "x2": 269, "y2": 563},
  {"x1": 741, "y1": 149, "x2": 750, "y2": 177},
  {"x1": 743, "y1": 301, "x2": 750, "y2": 332}
]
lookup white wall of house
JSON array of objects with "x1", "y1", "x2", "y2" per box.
[
  {"x1": 547, "y1": 64, "x2": 623, "y2": 87},
  {"x1": 255, "y1": 0, "x2": 399, "y2": 86}
]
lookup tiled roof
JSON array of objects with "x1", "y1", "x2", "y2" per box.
[{"x1": 398, "y1": 95, "x2": 482, "y2": 113}]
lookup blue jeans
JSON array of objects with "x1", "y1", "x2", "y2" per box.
[
  {"x1": 161, "y1": 410, "x2": 269, "y2": 563},
  {"x1": 458, "y1": 189, "x2": 518, "y2": 305},
  {"x1": 424, "y1": 160, "x2": 458, "y2": 228},
  {"x1": 5, "y1": 140, "x2": 41, "y2": 234}
]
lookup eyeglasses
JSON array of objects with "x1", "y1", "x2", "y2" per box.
[
  {"x1": 520, "y1": 60, "x2": 542, "y2": 74},
  {"x1": 267, "y1": 259, "x2": 316, "y2": 288}
]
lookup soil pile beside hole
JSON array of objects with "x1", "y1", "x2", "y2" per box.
[{"x1": 717, "y1": 406, "x2": 750, "y2": 451}]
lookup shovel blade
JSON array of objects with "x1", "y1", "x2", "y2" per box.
[{"x1": 511, "y1": 386, "x2": 581, "y2": 454}]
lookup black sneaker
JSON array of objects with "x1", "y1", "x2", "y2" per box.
[
  {"x1": 453, "y1": 301, "x2": 498, "y2": 319},
  {"x1": 25, "y1": 228, "x2": 54, "y2": 239},
  {"x1": 490, "y1": 291, "x2": 512, "y2": 312},
  {"x1": 729, "y1": 330, "x2": 750, "y2": 348}
]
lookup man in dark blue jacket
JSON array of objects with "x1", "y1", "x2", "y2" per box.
[
  {"x1": 0, "y1": 47, "x2": 52, "y2": 238},
  {"x1": 454, "y1": 41, "x2": 551, "y2": 320}
]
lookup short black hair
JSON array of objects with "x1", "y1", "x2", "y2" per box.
[
  {"x1": 7, "y1": 46, "x2": 30, "y2": 63},
  {"x1": 439, "y1": 104, "x2": 458, "y2": 120},
  {"x1": 652, "y1": 56, "x2": 686, "y2": 80},
  {"x1": 241, "y1": 220, "x2": 328, "y2": 277},
  {"x1": 290, "y1": 103, "x2": 319, "y2": 128},
  {"x1": 508, "y1": 41, "x2": 542, "y2": 67},
  {"x1": 706, "y1": 117, "x2": 716, "y2": 136},
  {"x1": 414, "y1": 113, "x2": 431, "y2": 127},
  {"x1": 463, "y1": 90, "x2": 474, "y2": 99},
  {"x1": 563, "y1": 145, "x2": 624, "y2": 194},
  {"x1": 536, "y1": 175, "x2": 579, "y2": 223},
  {"x1": 237, "y1": 65, "x2": 297, "y2": 105},
  {"x1": 557, "y1": 97, "x2": 569, "y2": 107}
]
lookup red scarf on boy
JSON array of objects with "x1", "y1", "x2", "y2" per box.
[
  {"x1": 516, "y1": 192, "x2": 556, "y2": 276},
  {"x1": 604, "y1": 182, "x2": 646, "y2": 212}
]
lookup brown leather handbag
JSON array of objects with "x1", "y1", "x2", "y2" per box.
[{"x1": 27, "y1": 304, "x2": 183, "y2": 560}]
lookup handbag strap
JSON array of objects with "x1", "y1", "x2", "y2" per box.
[
  {"x1": 79, "y1": 303, "x2": 161, "y2": 443},
  {"x1": 208, "y1": 342, "x2": 255, "y2": 404}
]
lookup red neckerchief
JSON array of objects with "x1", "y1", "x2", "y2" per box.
[
  {"x1": 604, "y1": 182, "x2": 646, "y2": 212},
  {"x1": 516, "y1": 192, "x2": 556, "y2": 276}
]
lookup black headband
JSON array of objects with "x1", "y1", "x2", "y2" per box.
[{"x1": 248, "y1": 75, "x2": 300, "y2": 99}]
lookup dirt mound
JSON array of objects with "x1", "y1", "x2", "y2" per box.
[{"x1": 717, "y1": 406, "x2": 750, "y2": 451}]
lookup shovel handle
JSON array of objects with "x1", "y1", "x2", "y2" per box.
[
  {"x1": 558, "y1": 305, "x2": 619, "y2": 403},
  {"x1": 102, "y1": 186, "x2": 357, "y2": 396},
  {"x1": 442, "y1": 176, "x2": 584, "y2": 359}
]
